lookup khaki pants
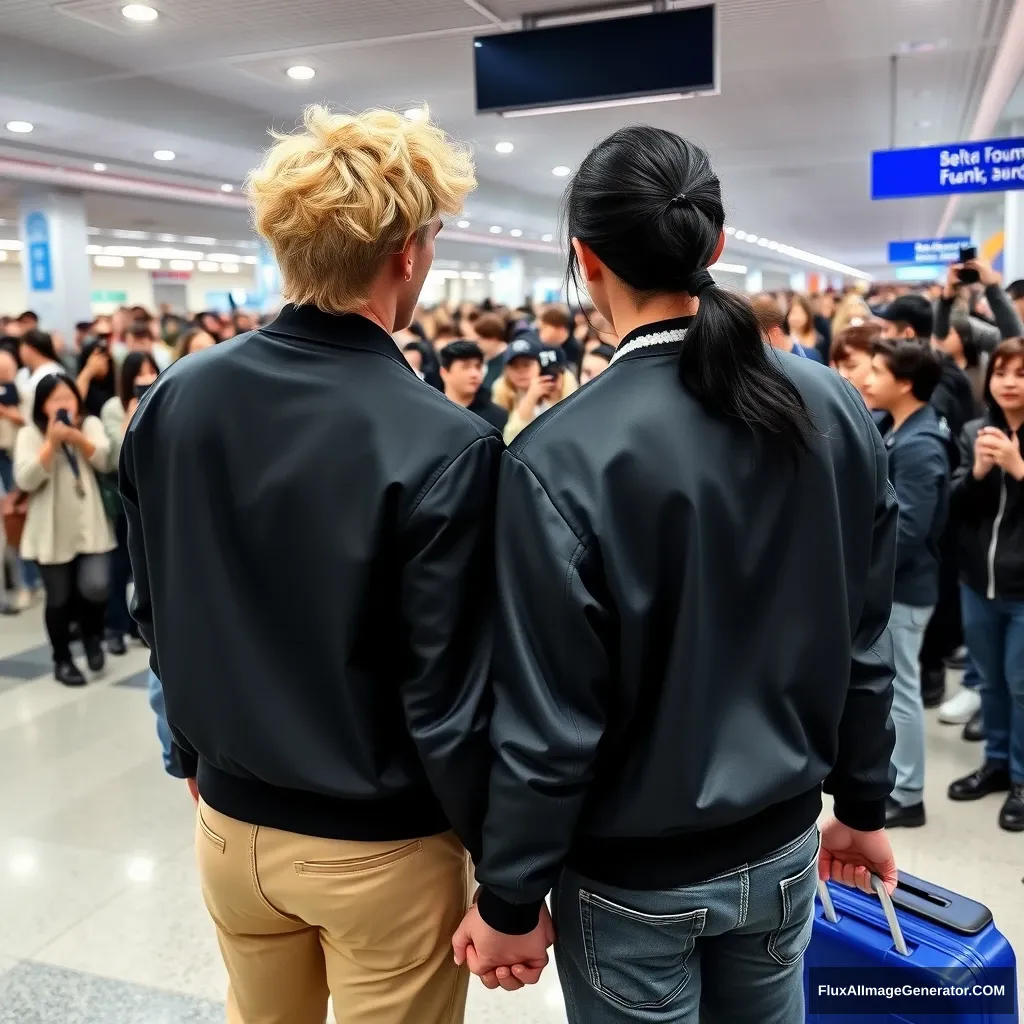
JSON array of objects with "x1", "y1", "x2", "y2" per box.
[{"x1": 196, "y1": 800, "x2": 471, "y2": 1024}]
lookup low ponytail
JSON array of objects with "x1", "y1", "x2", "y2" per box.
[
  {"x1": 564, "y1": 125, "x2": 814, "y2": 457},
  {"x1": 680, "y1": 271, "x2": 812, "y2": 454}
]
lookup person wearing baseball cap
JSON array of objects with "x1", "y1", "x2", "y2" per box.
[{"x1": 491, "y1": 334, "x2": 578, "y2": 443}]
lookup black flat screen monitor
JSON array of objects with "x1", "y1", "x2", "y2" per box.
[{"x1": 474, "y1": 4, "x2": 717, "y2": 115}]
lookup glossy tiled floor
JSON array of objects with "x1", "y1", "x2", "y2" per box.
[{"x1": 0, "y1": 608, "x2": 1019, "y2": 1022}]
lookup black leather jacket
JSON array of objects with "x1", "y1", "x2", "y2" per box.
[
  {"x1": 475, "y1": 317, "x2": 898, "y2": 934},
  {"x1": 954, "y1": 413, "x2": 1024, "y2": 601},
  {"x1": 121, "y1": 306, "x2": 502, "y2": 856}
]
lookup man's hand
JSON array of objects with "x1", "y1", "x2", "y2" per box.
[
  {"x1": 819, "y1": 815, "x2": 898, "y2": 895},
  {"x1": 186, "y1": 777, "x2": 199, "y2": 805},
  {"x1": 943, "y1": 263, "x2": 962, "y2": 299},
  {"x1": 453, "y1": 903, "x2": 554, "y2": 992}
]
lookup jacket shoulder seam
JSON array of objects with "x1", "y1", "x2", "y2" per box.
[
  {"x1": 406, "y1": 435, "x2": 500, "y2": 521},
  {"x1": 504, "y1": 449, "x2": 589, "y2": 551}
]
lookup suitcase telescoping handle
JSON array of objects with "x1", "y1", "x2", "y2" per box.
[{"x1": 816, "y1": 876, "x2": 910, "y2": 956}]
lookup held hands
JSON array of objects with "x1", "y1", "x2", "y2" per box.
[
  {"x1": 47, "y1": 415, "x2": 73, "y2": 445},
  {"x1": 453, "y1": 902, "x2": 554, "y2": 992},
  {"x1": 818, "y1": 816, "x2": 898, "y2": 896},
  {"x1": 975, "y1": 427, "x2": 1024, "y2": 480}
]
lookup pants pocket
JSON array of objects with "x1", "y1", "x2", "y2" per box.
[
  {"x1": 580, "y1": 889, "x2": 706, "y2": 1010},
  {"x1": 197, "y1": 805, "x2": 226, "y2": 853},
  {"x1": 765, "y1": 852, "x2": 818, "y2": 967},
  {"x1": 293, "y1": 839, "x2": 422, "y2": 876}
]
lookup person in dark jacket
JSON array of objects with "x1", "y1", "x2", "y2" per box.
[
  {"x1": 947, "y1": 338, "x2": 1024, "y2": 831},
  {"x1": 120, "y1": 105, "x2": 500, "y2": 1024},
  {"x1": 452, "y1": 126, "x2": 899, "y2": 1023},
  {"x1": 863, "y1": 341, "x2": 950, "y2": 827},
  {"x1": 878, "y1": 292, "x2": 974, "y2": 710},
  {"x1": 440, "y1": 340, "x2": 509, "y2": 432}
]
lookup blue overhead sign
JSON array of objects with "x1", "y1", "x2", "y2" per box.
[
  {"x1": 872, "y1": 137, "x2": 1024, "y2": 200},
  {"x1": 888, "y1": 237, "x2": 971, "y2": 265},
  {"x1": 24, "y1": 211, "x2": 53, "y2": 292}
]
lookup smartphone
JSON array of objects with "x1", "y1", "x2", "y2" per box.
[
  {"x1": 133, "y1": 381, "x2": 153, "y2": 402},
  {"x1": 958, "y1": 246, "x2": 979, "y2": 284},
  {"x1": 56, "y1": 409, "x2": 71, "y2": 426},
  {"x1": 0, "y1": 383, "x2": 18, "y2": 407}
]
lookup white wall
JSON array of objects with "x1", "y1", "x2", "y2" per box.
[{"x1": 0, "y1": 262, "x2": 257, "y2": 318}]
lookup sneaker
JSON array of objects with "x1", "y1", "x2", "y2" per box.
[
  {"x1": 948, "y1": 761, "x2": 1011, "y2": 801},
  {"x1": 885, "y1": 797, "x2": 926, "y2": 828},
  {"x1": 962, "y1": 710, "x2": 985, "y2": 742},
  {"x1": 938, "y1": 687, "x2": 982, "y2": 725},
  {"x1": 0, "y1": 602, "x2": 19, "y2": 617},
  {"x1": 84, "y1": 639, "x2": 105, "y2": 674},
  {"x1": 105, "y1": 631, "x2": 127, "y2": 656},
  {"x1": 944, "y1": 645, "x2": 968, "y2": 670},
  {"x1": 998, "y1": 786, "x2": 1024, "y2": 832},
  {"x1": 54, "y1": 661, "x2": 86, "y2": 687}
]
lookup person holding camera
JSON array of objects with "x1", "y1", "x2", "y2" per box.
[
  {"x1": 14, "y1": 373, "x2": 114, "y2": 686},
  {"x1": 935, "y1": 257, "x2": 1023, "y2": 355},
  {"x1": 76, "y1": 339, "x2": 117, "y2": 419},
  {"x1": 495, "y1": 337, "x2": 578, "y2": 443}
]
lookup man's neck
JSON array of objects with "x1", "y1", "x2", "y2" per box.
[
  {"x1": 889, "y1": 397, "x2": 926, "y2": 432},
  {"x1": 446, "y1": 387, "x2": 475, "y2": 408}
]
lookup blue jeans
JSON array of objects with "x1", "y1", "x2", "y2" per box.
[
  {"x1": 553, "y1": 825, "x2": 819, "y2": 1024},
  {"x1": 147, "y1": 669, "x2": 186, "y2": 778},
  {"x1": 960, "y1": 585, "x2": 1024, "y2": 782},
  {"x1": 888, "y1": 602, "x2": 933, "y2": 806}
]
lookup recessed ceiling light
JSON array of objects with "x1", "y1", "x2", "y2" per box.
[
  {"x1": 495, "y1": 141, "x2": 514, "y2": 154},
  {"x1": 551, "y1": 165, "x2": 571, "y2": 177},
  {"x1": 92, "y1": 162, "x2": 107, "y2": 172},
  {"x1": 541, "y1": 233, "x2": 553, "y2": 242},
  {"x1": 153, "y1": 149, "x2": 175, "y2": 161},
  {"x1": 724, "y1": 226, "x2": 736, "y2": 235},
  {"x1": 220, "y1": 183, "x2": 234, "y2": 192},
  {"x1": 916, "y1": 119, "x2": 934, "y2": 129},
  {"x1": 767, "y1": 240, "x2": 780, "y2": 250},
  {"x1": 746, "y1": 235, "x2": 760, "y2": 244},
  {"x1": 286, "y1": 65, "x2": 315, "y2": 80},
  {"x1": 456, "y1": 219, "x2": 470, "y2": 229},
  {"x1": 404, "y1": 107, "x2": 427, "y2": 121},
  {"x1": 121, "y1": 4, "x2": 158, "y2": 21},
  {"x1": 734, "y1": 230, "x2": 748, "y2": 240},
  {"x1": 5, "y1": 121, "x2": 33, "y2": 134},
  {"x1": 489, "y1": 225, "x2": 502, "y2": 234},
  {"x1": 509, "y1": 228, "x2": 523, "y2": 237},
  {"x1": 757, "y1": 238, "x2": 769, "y2": 246}
]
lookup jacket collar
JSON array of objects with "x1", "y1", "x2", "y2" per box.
[
  {"x1": 884, "y1": 403, "x2": 940, "y2": 446},
  {"x1": 611, "y1": 316, "x2": 694, "y2": 365},
  {"x1": 260, "y1": 304, "x2": 411, "y2": 370}
]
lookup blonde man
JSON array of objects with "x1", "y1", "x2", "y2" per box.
[{"x1": 120, "y1": 107, "x2": 500, "y2": 1024}]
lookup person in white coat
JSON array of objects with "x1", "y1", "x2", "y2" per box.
[{"x1": 15, "y1": 372, "x2": 114, "y2": 686}]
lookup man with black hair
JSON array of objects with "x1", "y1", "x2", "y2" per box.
[
  {"x1": 864, "y1": 340, "x2": 950, "y2": 828},
  {"x1": 537, "y1": 306, "x2": 583, "y2": 376},
  {"x1": 878, "y1": 294, "x2": 975, "y2": 441},
  {"x1": 440, "y1": 340, "x2": 508, "y2": 431},
  {"x1": 474, "y1": 314, "x2": 508, "y2": 391}
]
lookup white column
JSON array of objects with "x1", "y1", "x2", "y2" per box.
[
  {"x1": 1005, "y1": 191, "x2": 1024, "y2": 285},
  {"x1": 18, "y1": 188, "x2": 91, "y2": 342},
  {"x1": 490, "y1": 255, "x2": 525, "y2": 308}
]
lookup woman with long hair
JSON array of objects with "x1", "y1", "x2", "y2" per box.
[
  {"x1": 14, "y1": 373, "x2": 114, "y2": 685},
  {"x1": 99, "y1": 352, "x2": 160, "y2": 654},
  {"x1": 456, "y1": 126, "x2": 899, "y2": 1021},
  {"x1": 174, "y1": 327, "x2": 217, "y2": 362},
  {"x1": 786, "y1": 294, "x2": 825, "y2": 362},
  {"x1": 948, "y1": 337, "x2": 1024, "y2": 831}
]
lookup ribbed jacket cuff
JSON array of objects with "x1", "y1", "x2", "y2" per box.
[
  {"x1": 833, "y1": 797, "x2": 887, "y2": 832},
  {"x1": 477, "y1": 888, "x2": 543, "y2": 935}
]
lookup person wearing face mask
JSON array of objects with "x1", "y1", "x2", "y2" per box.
[
  {"x1": 455, "y1": 126, "x2": 898, "y2": 1021},
  {"x1": 14, "y1": 373, "x2": 114, "y2": 686},
  {"x1": 76, "y1": 339, "x2": 117, "y2": 419},
  {"x1": 120, "y1": 105, "x2": 499, "y2": 1024},
  {"x1": 947, "y1": 338, "x2": 1024, "y2": 832}
]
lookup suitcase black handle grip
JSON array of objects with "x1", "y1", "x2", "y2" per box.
[{"x1": 816, "y1": 876, "x2": 909, "y2": 956}]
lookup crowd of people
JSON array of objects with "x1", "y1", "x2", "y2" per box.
[
  {"x1": 3, "y1": 100, "x2": 1024, "y2": 1023},
  {"x1": 0, "y1": 305, "x2": 255, "y2": 684}
]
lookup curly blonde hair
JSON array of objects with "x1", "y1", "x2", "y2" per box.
[{"x1": 247, "y1": 106, "x2": 475, "y2": 313}]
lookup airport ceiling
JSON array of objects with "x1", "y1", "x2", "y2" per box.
[{"x1": 0, "y1": 0, "x2": 1021, "y2": 275}]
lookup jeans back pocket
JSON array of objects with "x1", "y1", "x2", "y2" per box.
[
  {"x1": 580, "y1": 889, "x2": 706, "y2": 1010},
  {"x1": 765, "y1": 852, "x2": 818, "y2": 967}
]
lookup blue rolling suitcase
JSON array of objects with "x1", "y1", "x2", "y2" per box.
[{"x1": 804, "y1": 873, "x2": 1018, "y2": 1022}]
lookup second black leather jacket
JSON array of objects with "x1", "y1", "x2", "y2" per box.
[{"x1": 475, "y1": 317, "x2": 898, "y2": 933}]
